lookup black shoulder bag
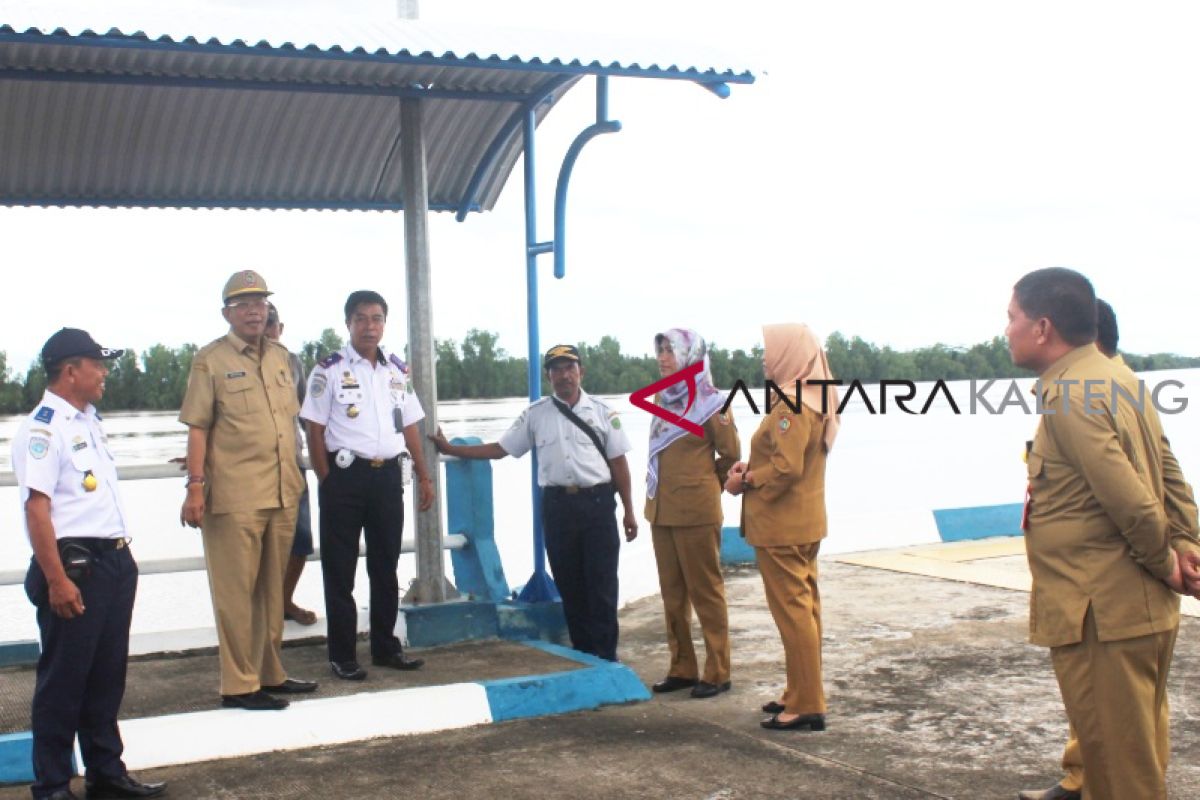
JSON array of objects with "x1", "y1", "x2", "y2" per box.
[{"x1": 551, "y1": 398, "x2": 614, "y2": 484}]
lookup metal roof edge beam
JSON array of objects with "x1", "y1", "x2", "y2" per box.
[
  {"x1": 454, "y1": 74, "x2": 576, "y2": 221},
  {"x1": 552, "y1": 76, "x2": 620, "y2": 279},
  {"x1": 0, "y1": 67, "x2": 532, "y2": 102}
]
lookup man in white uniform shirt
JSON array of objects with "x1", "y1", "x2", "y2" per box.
[
  {"x1": 431, "y1": 344, "x2": 638, "y2": 661},
  {"x1": 301, "y1": 290, "x2": 434, "y2": 681},
  {"x1": 13, "y1": 329, "x2": 164, "y2": 800}
]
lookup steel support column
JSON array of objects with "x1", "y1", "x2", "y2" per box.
[{"x1": 400, "y1": 96, "x2": 455, "y2": 604}]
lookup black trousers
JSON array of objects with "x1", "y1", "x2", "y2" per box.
[
  {"x1": 318, "y1": 460, "x2": 404, "y2": 664},
  {"x1": 542, "y1": 486, "x2": 621, "y2": 661},
  {"x1": 24, "y1": 546, "x2": 137, "y2": 799}
]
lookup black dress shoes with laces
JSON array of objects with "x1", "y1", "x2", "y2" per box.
[
  {"x1": 330, "y1": 661, "x2": 368, "y2": 681},
  {"x1": 220, "y1": 690, "x2": 288, "y2": 710},
  {"x1": 651, "y1": 676, "x2": 698, "y2": 693},
  {"x1": 371, "y1": 652, "x2": 424, "y2": 670},
  {"x1": 84, "y1": 772, "x2": 167, "y2": 798},
  {"x1": 690, "y1": 680, "x2": 731, "y2": 699}
]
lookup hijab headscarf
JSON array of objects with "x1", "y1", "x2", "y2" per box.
[
  {"x1": 646, "y1": 328, "x2": 727, "y2": 499},
  {"x1": 762, "y1": 323, "x2": 840, "y2": 452}
]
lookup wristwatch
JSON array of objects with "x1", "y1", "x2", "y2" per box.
[{"x1": 185, "y1": 475, "x2": 206, "y2": 487}]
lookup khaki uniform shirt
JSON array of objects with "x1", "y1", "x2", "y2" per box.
[
  {"x1": 644, "y1": 410, "x2": 740, "y2": 527},
  {"x1": 179, "y1": 332, "x2": 304, "y2": 515},
  {"x1": 742, "y1": 402, "x2": 828, "y2": 548},
  {"x1": 1025, "y1": 344, "x2": 1197, "y2": 647}
]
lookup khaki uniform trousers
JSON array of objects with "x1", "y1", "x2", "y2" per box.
[
  {"x1": 201, "y1": 506, "x2": 297, "y2": 695},
  {"x1": 1049, "y1": 607, "x2": 1176, "y2": 800},
  {"x1": 756, "y1": 542, "x2": 825, "y2": 714},
  {"x1": 652, "y1": 524, "x2": 730, "y2": 685}
]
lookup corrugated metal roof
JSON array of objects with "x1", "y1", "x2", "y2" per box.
[{"x1": 0, "y1": 8, "x2": 755, "y2": 212}]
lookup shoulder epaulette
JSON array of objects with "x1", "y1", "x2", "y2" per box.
[
  {"x1": 319, "y1": 352, "x2": 343, "y2": 369},
  {"x1": 388, "y1": 354, "x2": 409, "y2": 373},
  {"x1": 33, "y1": 406, "x2": 54, "y2": 424}
]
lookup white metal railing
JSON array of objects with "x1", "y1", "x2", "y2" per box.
[{"x1": 0, "y1": 459, "x2": 466, "y2": 586}]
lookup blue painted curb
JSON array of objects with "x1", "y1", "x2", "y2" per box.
[
  {"x1": 0, "y1": 641, "x2": 39, "y2": 668},
  {"x1": 0, "y1": 732, "x2": 34, "y2": 785},
  {"x1": 496, "y1": 600, "x2": 568, "y2": 645},
  {"x1": 405, "y1": 601, "x2": 501, "y2": 648},
  {"x1": 484, "y1": 640, "x2": 651, "y2": 722},
  {"x1": 933, "y1": 503, "x2": 1024, "y2": 542},
  {"x1": 720, "y1": 526, "x2": 756, "y2": 565}
]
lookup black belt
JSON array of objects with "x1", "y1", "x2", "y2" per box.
[
  {"x1": 544, "y1": 483, "x2": 613, "y2": 496},
  {"x1": 58, "y1": 537, "x2": 128, "y2": 553},
  {"x1": 341, "y1": 457, "x2": 400, "y2": 470}
]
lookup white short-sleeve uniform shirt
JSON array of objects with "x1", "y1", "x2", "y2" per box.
[
  {"x1": 11, "y1": 391, "x2": 128, "y2": 542},
  {"x1": 498, "y1": 390, "x2": 631, "y2": 488},
  {"x1": 300, "y1": 345, "x2": 425, "y2": 460}
]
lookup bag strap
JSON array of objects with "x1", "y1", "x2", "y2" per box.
[{"x1": 551, "y1": 397, "x2": 613, "y2": 481}]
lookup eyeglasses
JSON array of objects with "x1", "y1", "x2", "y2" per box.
[{"x1": 226, "y1": 298, "x2": 269, "y2": 312}]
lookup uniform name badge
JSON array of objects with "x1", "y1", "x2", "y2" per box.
[{"x1": 336, "y1": 373, "x2": 365, "y2": 418}]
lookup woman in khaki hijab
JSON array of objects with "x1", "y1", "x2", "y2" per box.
[
  {"x1": 644, "y1": 329, "x2": 741, "y2": 699},
  {"x1": 725, "y1": 323, "x2": 839, "y2": 731}
]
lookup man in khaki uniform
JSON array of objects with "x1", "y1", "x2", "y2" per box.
[
  {"x1": 1006, "y1": 268, "x2": 1200, "y2": 799},
  {"x1": 180, "y1": 270, "x2": 317, "y2": 710},
  {"x1": 1019, "y1": 297, "x2": 1200, "y2": 800}
]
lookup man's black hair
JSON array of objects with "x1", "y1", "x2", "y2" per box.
[
  {"x1": 344, "y1": 290, "x2": 388, "y2": 323},
  {"x1": 1013, "y1": 267, "x2": 1097, "y2": 347}
]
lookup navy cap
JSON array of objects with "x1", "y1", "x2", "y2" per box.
[
  {"x1": 543, "y1": 344, "x2": 581, "y2": 369},
  {"x1": 41, "y1": 328, "x2": 124, "y2": 367}
]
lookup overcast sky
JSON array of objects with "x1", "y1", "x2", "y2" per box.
[{"x1": 2, "y1": 0, "x2": 1199, "y2": 372}]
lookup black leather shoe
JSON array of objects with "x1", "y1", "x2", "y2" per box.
[
  {"x1": 651, "y1": 676, "x2": 698, "y2": 693},
  {"x1": 330, "y1": 661, "x2": 368, "y2": 680},
  {"x1": 262, "y1": 678, "x2": 318, "y2": 694},
  {"x1": 1016, "y1": 786, "x2": 1081, "y2": 800},
  {"x1": 761, "y1": 713, "x2": 826, "y2": 731},
  {"x1": 85, "y1": 773, "x2": 167, "y2": 798},
  {"x1": 371, "y1": 652, "x2": 424, "y2": 670},
  {"x1": 45, "y1": 790, "x2": 78, "y2": 800},
  {"x1": 690, "y1": 680, "x2": 731, "y2": 699},
  {"x1": 221, "y1": 690, "x2": 288, "y2": 710},
  {"x1": 762, "y1": 700, "x2": 786, "y2": 714}
]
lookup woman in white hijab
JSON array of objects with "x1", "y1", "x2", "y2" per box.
[
  {"x1": 644, "y1": 329, "x2": 741, "y2": 699},
  {"x1": 726, "y1": 323, "x2": 840, "y2": 730}
]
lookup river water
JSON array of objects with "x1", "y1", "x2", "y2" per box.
[{"x1": 1, "y1": 370, "x2": 1197, "y2": 643}]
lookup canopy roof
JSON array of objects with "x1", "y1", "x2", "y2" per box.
[{"x1": 0, "y1": 9, "x2": 755, "y2": 212}]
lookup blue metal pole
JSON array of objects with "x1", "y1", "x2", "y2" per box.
[
  {"x1": 518, "y1": 107, "x2": 558, "y2": 603},
  {"x1": 553, "y1": 76, "x2": 620, "y2": 279}
]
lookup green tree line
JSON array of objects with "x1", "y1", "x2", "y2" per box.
[{"x1": 0, "y1": 331, "x2": 1196, "y2": 415}]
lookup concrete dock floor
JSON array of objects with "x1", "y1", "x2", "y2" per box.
[{"x1": 3, "y1": 541, "x2": 1199, "y2": 799}]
